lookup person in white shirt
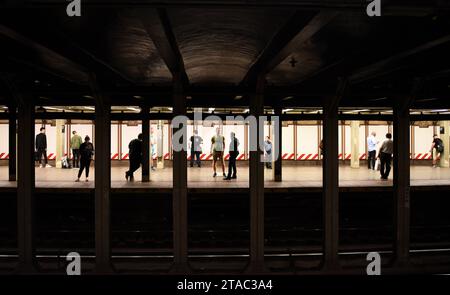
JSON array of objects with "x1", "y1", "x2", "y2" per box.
[
  {"x1": 210, "y1": 127, "x2": 226, "y2": 178},
  {"x1": 367, "y1": 131, "x2": 378, "y2": 170}
]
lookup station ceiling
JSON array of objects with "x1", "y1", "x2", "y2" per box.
[{"x1": 0, "y1": 0, "x2": 449, "y2": 109}]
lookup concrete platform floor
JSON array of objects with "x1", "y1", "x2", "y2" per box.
[{"x1": 0, "y1": 165, "x2": 449, "y2": 189}]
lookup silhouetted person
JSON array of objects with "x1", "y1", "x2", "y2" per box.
[
  {"x1": 367, "y1": 131, "x2": 378, "y2": 170},
  {"x1": 76, "y1": 136, "x2": 94, "y2": 182},
  {"x1": 264, "y1": 136, "x2": 272, "y2": 169},
  {"x1": 35, "y1": 127, "x2": 51, "y2": 168},
  {"x1": 224, "y1": 132, "x2": 239, "y2": 180},
  {"x1": 126, "y1": 133, "x2": 143, "y2": 181},
  {"x1": 211, "y1": 127, "x2": 226, "y2": 177},
  {"x1": 70, "y1": 130, "x2": 82, "y2": 168},
  {"x1": 378, "y1": 133, "x2": 393, "y2": 180},
  {"x1": 430, "y1": 134, "x2": 444, "y2": 168},
  {"x1": 190, "y1": 130, "x2": 203, "y2": 167}
]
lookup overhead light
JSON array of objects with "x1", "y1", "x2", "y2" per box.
[
  {"x1": 370, "y1": 97, "x2": 387, "y2": 101},
  {"x1": 83, "y1": 95, "x2": 94, "y2": 99},
  {"x1": 416, "y1": 98, "x2": 438, "y2": 102},
  {"x1": 283, "y1": 108, "x2": 293, "y2": 113},
  {"x1": 234, "y1": 95, "x2": 243, "y2": 100},
  {"x1": 343, "y1": 109, "x2": 370, "y2": 114},
  {"x1": 133, "y1": 95, "x2": 143, "y2": 99},
  {"x1": 126, "y1": 107, "x2": 141, "y2": 112},
  {"x1": 243, "y1": 109, "x2": 249, "y2": 113},
  {"x1": 167, "y1": 107, "x2": 173, "y2": 112},
  {"x1": 430, "y1": 109, "x2": 449, "y2": 113},
  {"x1": 43, "y1": 106, "x2": 64, "y2": 111},
  {"x1": 208, "y1": 108, "x2": 215, "y2": 113},
  {"x1": 39, "y1": 96, "x2": 50, "y2": 100},
  {"x1": 282, "y1": 96, "x2": 293, "y2": 101},
  {"x1": 34, "y1": 80, "x2": 40, "y2": 84},
  {"x1": 84, "y1": 106, "x2": 95, "y2": 111},
  {"x1": 186, "y1": 96, "x2": 192, "y2": 100}
]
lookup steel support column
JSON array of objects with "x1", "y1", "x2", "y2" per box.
[
  {"x1": 91, "y1": 75, "x2": 113, "y2": 273},
  {"x1": 247, "y1": 76, "x2": 265, "y2": 273},
  {"x1": 16, "y1": 98, "x2": 37, "y2": 272},
  {"x1": 274, "y1": 105, "x2": 282, "y2": 182},
  {"x1": 8, "y1": 104, "x2": 16, "y2": 181},
  {"x1": 322, "y1": 78, "x2": 347, "y2": 271},
  {"x1": 142, "y1": 106, "x2": 150, "y2": 182},
  {"x1": 393, "y1": 97, "x2": 411, "y2": 267},
  {"x1": 171, "y1": 74, "x2": 188, "y2": 273}
]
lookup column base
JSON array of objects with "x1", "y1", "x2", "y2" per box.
[
  {"x1": 15, "y1": 261, "x2": 39, "y2": 274},
  {"x1": 169, "y1": 262, "x2": 191, "y2": 274},
  {"x1": 245, "y1": 261, "x2": 268, "y2": 274}
]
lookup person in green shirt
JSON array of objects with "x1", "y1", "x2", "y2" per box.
[{"x1": 70, "y1": 130, "x2": 83, "y2": 168}]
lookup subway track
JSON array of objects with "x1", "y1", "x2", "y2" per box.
[{"x1": 1, "y1": 189, "x2": 450, "y2": 273}]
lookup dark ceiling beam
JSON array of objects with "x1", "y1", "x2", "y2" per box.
[
  {"x1": 349, "y1": 34, "x2": 450, "y2": 84},
  {"x1": 0, "y1": 24, "x2": 89, "y2": 83},
  {"x1": 0, "y1": 11, "x2": 134, "y2": 85},
  {"x1": 10, "y1": 0, "x2": 448, "y2": 15},
  {"x1": 241, "y1": 10, "x2": 338, "y2": 87},
  {"x1": 138, "y1": 8, "x2": 189, "y2": 88}
]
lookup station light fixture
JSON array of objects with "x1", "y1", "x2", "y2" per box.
[{"x1": 126, "y1": 107, "x2": 141, "y2": 112}]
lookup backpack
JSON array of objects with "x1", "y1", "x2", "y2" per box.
[{"x1": 436, "y1": 139, "x2": 444, "y2": 153}]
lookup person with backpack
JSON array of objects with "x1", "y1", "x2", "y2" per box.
[
  {"x1": 75, "y1": 136, "x2": 94, "y2": 182},
  {"x1": 430, "y1": 134, "x2": 444, "y2": 168},
  {"x1": 264, "y1": 136, "x2": 272, "y2": 169},
  {"x1": 224, "y1": 132, "x2": 239, "y2": 180},
  {"x1": 70, "y1": 130, "x2": 82, "y2": 168},
  {"x1": 189, "y1": 129, "x2": 203, "y2": 168},
  {"x1": 126, "y1": 133, "x2": 143, "y2": 181}
]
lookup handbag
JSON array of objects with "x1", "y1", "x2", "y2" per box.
[{"x1": 375, "y1": 158, "x2": 381, "y2": 171}]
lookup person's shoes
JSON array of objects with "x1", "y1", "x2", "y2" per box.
[
  {"x1": 190, "y1": 164, "x2": 193, "y2": 167},
  {"x1": 130, "y1": 176, "x2": 134, "y2": 182},
  {"x1": 223, "y1": 173, "x2": 226, "y2": 177},
  {"x1": 213, "y1": 172, "x2": 217, "y2": 177},
  {"x1": 75, "y1": 179, "x2": 80, "y2": 182},
  {"x1": 45, "y1": 164, "x2": 52, "y2": 168},
  {"x1": 223, "y1": 177, "x2": 231, "y2": 180},
  {"x1": 125, "y1": 172, "x2": 129, "y2": 181},
  {"x1": 231, "y1": 175, "x2": 237, "y2": 179},
  {"x1": 85, "y1": 178, "x2": 89, "y2": 182}
]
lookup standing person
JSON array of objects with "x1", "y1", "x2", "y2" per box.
[
  {"x1": 377, "y1": 133, "x2": 393, "y2": 180},
  {"x1": 224, "y1": 132, "x2": 239, "y2": 180},
  {"x1": 367, "y1": 131, "x2": 378, "y2": 170},
  {"x1": 70, "y1": 130, "x2": 82, "y2": 168},
  {"x1": 211, "y1": 127, "x2": 226, "y2": 177},
  {"x1": 189, "y1": 129, "x2": 203, "y2": 167},
  {"x1": 150, "y1": 128, "x2": 156, "y2": 171},
  {"x1": 35, "y1": 127, "x2": 51, "y2": 168},
  {"x1": 264, "y1": 136, "x2": 272, "y2": 169},
  {"x1": 125, "y1": 133, "x2": 143, "y2": 181},
  {"x1": 75, "y1": 136, "x2": 94, "y2": 182},
  {"x1": 430, "y1": 134, "x2": 444, "y2": 168}
]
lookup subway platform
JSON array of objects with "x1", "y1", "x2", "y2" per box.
[{"x1": 0, "y1": 165, "x2": 449, "y2": 190}]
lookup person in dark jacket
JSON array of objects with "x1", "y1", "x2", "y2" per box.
[
  {"x1": 430, "y1": 134, "x2": 444, "y2": 168},
  {"x1": 377, "y1": 133, "x2": 393, "y2": 181},
  {"x1": 126, "y1": 133, "x2": 143, "y2": 181},
  {"x1": 35, "y1": 127, "x2": 51, "y2": 168},
  {"x1": 224, "y1": 132, "x2": 239, "y2": 180},
  {"x1": 75, "y1": 136, "x2": 94, "y2": 182}
]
